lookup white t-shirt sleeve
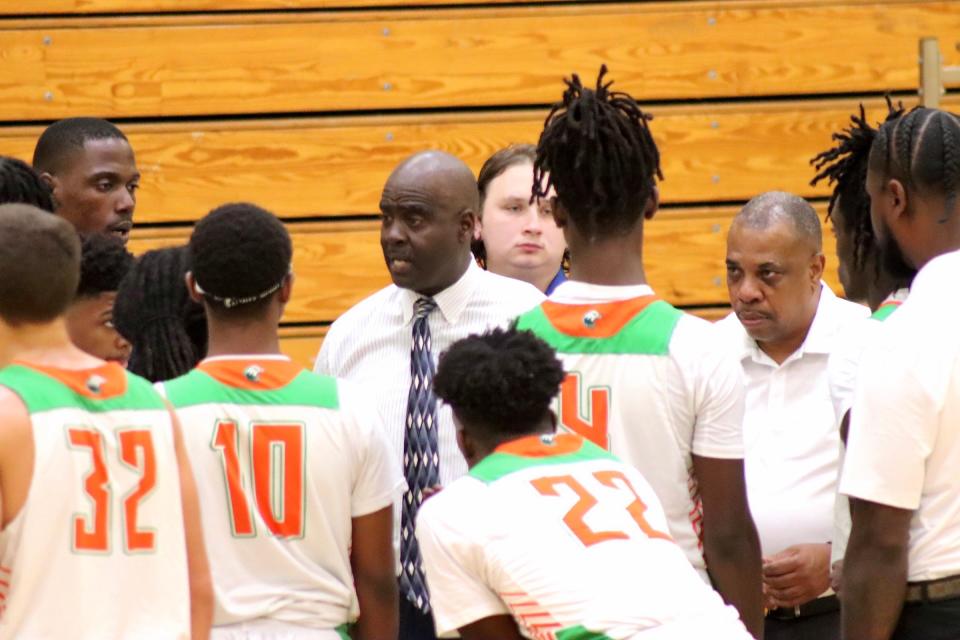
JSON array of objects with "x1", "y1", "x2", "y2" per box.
[
  {"x1": 676, "y1": 318, "x2": 746, "y2": 459},
  {"x1": 341, "y1": 386, "x2": 406, "y2": 517},
  {"x1": 840, "y1": 342, "x2": 939, "y2": 510},
  {"x1": 417, "y1": 493, "x2": 510, "y2": 638}
]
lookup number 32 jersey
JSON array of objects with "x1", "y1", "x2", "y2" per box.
[
  {"x1": 162, "y1": 356, "x2": 404, "y2": 632},
  {"x1": 417, "y1": 434, "x2": 751, "y2": 639},
  {"x1": 0, "y1": 362, "x2": 190, "y2": 639}
]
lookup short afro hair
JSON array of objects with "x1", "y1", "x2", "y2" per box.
[
  {"x1": 0, "y1": 156, "x2": 55, "y2": 212},
  {"x1": 76, "y1": 233, "x2": 134, "y2": 299},
  {"x1": 33, "y1": 117, "x2": 129, "y2": 175},
  {"x1": 188, "y1": 202, "x2": 292, "y2": 315},
  {"x1": 434, "y1": 327, "x2": 566, "y2": 439},
  {"x1": 0, "y1": 204, "x2": 80, "y2": 325}
]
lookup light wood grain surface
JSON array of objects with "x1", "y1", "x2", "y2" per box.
[{"x1": 1, "y1": 2, "x2": 956, "y2": 119}]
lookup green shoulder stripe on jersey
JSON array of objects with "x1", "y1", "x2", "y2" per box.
[
  {"x1": 164, "y1": 369, "x2": 340, "y2": 410},
  {"x1": 870, "y1": 303, "x2": 900, "y2": 322},
  {"x1": 515, "y1": 300, "x2": 683, "y2": 355},
  {"x1": 0, "y1": 365, "x2": 165, "y2": 414},
  {"x1": 469, "y1": 438, "x2": 616, "y2": 483},
  {"x1": 556, "y1": 626, "x2": 615, "y2": 640},
  {"x1": 335, "y1": 623, "x2": 351, "y2": 639}
]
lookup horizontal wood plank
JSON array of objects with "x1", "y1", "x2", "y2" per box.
[
  {"x1": 126, "y1": 207, "x2": 841, "y2": 324},
  {"x1": 0, "y1": 0, "x2": 577, "y2": 13},
  {"x1": 1, "y1": 2, "x2": 957, "y2": 119},
  {"x1": 5, "y1": 96, "x2": 957, "y2": 223},
  {"x1": 279, "y1": 325, "x2": 327, "y2": 369}
]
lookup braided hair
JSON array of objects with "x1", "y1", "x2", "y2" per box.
[
  {"x1": 0, "y1": 156, "x2": 54, "y2": 212},
  {"x1": 810, "y1": 98, "x2": 905, "y2": 271},
  {"x1": 869, "y1": 106, "x2": 960, "y2": 219},
  {"x1": 113, "y1": 245, "x2": 207, "y2": 382},
  {"x1": 533, "y1": 65, "x2": 662, "y2": 240}
]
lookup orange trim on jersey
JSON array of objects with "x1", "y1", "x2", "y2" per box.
[
  {"x1": 495, "y1": 433, "x2": 582, "y2": 458},
  {"x1": 539, "y1": 295, "x2": 660, "y2": 338},
  {"x1": 197, "y1": 358, "x2": 304, "y2": 390},
  {"x1": 12, "y1": 361, "x2": 127, "y2": 399}
]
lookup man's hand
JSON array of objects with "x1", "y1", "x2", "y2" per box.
[
  {"x1": 830, "y1": 559, "x2": 843, "y2": 596},
  {"x1": 762, "y1": 543, "x2": 831, "y2": 609}
]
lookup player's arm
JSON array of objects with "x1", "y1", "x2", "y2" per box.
[
  {"x1": 693, "y1": 454, "x2": 764, "y2": 639},
  {"x1": 168, "y1": 408, "x2": 214, "y2": 640},
  {"x1": 459, "y1": 615, "x2": 525, "y2": 640},
  {"x1": 841, "y1": 498, "x2": 911, "y2": 640},
  {"x1": 350, "y1": 505, "x2": 398, "y2": 640}
]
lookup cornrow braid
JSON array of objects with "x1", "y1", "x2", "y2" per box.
[
  {"x1": 870, "y1": 106, "x2": 960, "y2": 219},
  {"x1": 810, "y1": 98, "x2": 904, "y2": 270},
  {"x1": 533, "y1": 65, "x2": 662, "y2": 240}
]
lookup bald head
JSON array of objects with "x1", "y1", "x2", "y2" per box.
[
  {"x1": 380, "y1": 151, "x2": 478, "y2": 296},
  {"x1": 733, "y1": 191, "x2": 822, "y2": 253},
  {"x1": 0, "y1": 203, "x2": 81, "y2": 326},
  {"x1": 386, "y1": 150, "x2": 480, "y2": 213}
]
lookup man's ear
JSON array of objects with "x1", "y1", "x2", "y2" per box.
[
  {"x1": 551, "y1": 198, "x2": 568, "y2": 229},
  {"x1": 643, "y1": 186, "x2": 660, "y2": 221},
  {"x1": 458, "y1": 208, "x2": 478, "y2": 243},
  {"x1": 184, "y1": 272, "x2": 204, "y2": 304},
  {"x1": 279, "y1": 272, "x2": 295, "y2": 304},
  {"x1": 810, "y1": 252, "x2": 826, "y2": 286},
  {"x1": 39, "y1": 172, "x2": 60, "y2": 210},
  {"x1": 888, "y1": 178, "x2": 909, "y2": 222}
]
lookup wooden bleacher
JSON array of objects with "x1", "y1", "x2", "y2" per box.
[{"x1": 1, "y1": 0, "x2": 956, "y2": 367}]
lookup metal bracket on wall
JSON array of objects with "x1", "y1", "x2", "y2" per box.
[{"x1": 919, "y1": 37, "x2": 960, "y2": 108}]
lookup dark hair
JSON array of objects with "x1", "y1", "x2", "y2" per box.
[
  {"x1": 188, "y1": 202, "x2": 292, "y2": 317},
  {"x1": 32, "y1": 117, "x2": 129, "y2": 175},
  {"x1": 811, "y1": 99, "x2": 905, "y2": 271},
  {"x1": 0, "y1": 156, "x2": 55, "y2": 212},
  {"x1": 76, "y1": 234, "x2": 134, "y2": 299},
  {"x1": 869, "y1": 106, "x2": 960, "y2": 217},
  {"x1": 114, "y1": 245, "x2": 206, "y2": 383},
  {"x1": 434, "y1": 327, "x2": 566, "y2": 438},
  {"x1": 533, "y1": 65, "x2": 662, "y2": 240},
  {"x1": 0, "y1": 203, "x2": 80, "y2": 325}
]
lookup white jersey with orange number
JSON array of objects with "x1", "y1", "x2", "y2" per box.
[
  {"x1": 417, "y1": 433, "x2": 752, "y2": 640},
  {"x1": 515, "y1": 282, "x2": 745, "y2": 579},
  {"x1": 0, "y1": 361, "x2": 190, "y2": 640},
  {"x1": 162, "y1": 355, "x2": 405, "y2": 633}
]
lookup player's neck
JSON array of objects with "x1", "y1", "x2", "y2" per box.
[
  {"x1": 566, "y1": 231, "x2": 648, "y2": 286},
  {"x1": 0, "y1": 318, "x2": 97, "y2": 369},
  {"x1": 205, "y1": 317, "x2": 282, "y2": 358}
]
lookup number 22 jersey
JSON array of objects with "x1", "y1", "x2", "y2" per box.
[{"x1": 417, "y1": 433, "x2": 751, "y2": 639}]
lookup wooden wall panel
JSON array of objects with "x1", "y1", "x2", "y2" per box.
[
  {"x1": 0, "y1": 0, "x2": 574, "y2": 13},
  {"x1": 279, "y1": 326, "x2": 327, "y2": 369},
  {"x1": 1, "y1": 2, "x2": 956, "y2": 119},
  {"x1": 6, "y1": 97, "x2": 956, "y2": 224},
  {"x1": 126, "y1": 206, "x2": 841, "y2": 325}
]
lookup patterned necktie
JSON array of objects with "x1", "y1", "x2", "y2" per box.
[{"x1": 400, "y1": 296, "x2": 440, "y2": 612}]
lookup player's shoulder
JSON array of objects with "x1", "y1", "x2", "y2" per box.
[
  {"x1": 418, "y1": 476, "x2": 488, "y2": 528},
  {"x1": 669, "y1": 311, "x2": 739, "y2": 365}
]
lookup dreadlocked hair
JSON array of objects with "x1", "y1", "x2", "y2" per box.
[
  {"x1": 0, "y1": 156, "x2": 54, "y2": 212},
  {"x1": 810, "y1": 98, "x2": 905, "y2": 270},
  {"x1": 869, "y1": 106, "x2": 960, "y2": 219},
  {"x1": 533, "y1": 65, "x2": 662, "y2": 240},
  {"x1": 113, "y1": 245, "x2": 207, "y2": 383}
]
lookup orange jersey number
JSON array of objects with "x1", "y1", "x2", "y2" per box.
[
  {"x1": 213, "y1": 421, "x2": 306, "y2": 538},
  {"x1": 68, "y1": 427, "x2": 158, "y2": 553},
  {"x1": 559, "y1": 373, "x2": 610, "y2": 449},
  {"x1": 531, "y1": 471, "x2": 671, "y2": 547}
]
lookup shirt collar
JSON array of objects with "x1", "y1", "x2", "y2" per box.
[
  {"x1": 548, "y1": 279, "x2": 655, "y2": 303},
  {"x1": 399, "y1": 258, "x2": 480, "y2": 325},
  {"x1": 545, "y1": 269, "x2": 568, "y2": 295}
]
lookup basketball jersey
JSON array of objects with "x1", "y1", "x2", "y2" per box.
[
  {"x1": 0, "y1": 361, "x2": 190, "y2": 639},
  {"x1": 516, "y1": 282, "x2": 745, "y2": 578},
  {"x1": 417, "y1": 433, "x2": 752, "y2": 640},
  {"x1": 161, "y1": 356, "x2": 404, "y2": 632}
]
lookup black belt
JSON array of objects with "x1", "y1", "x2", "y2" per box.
[
  {"x1": 906, "y1": 574, "x2": 960, "y2": 604},
  {"x1": 766, "y1": 595, "x2": 839, "y2": 620}
]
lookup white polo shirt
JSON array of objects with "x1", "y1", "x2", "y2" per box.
[
  {"x1": 841, "y1": 249, "x2": 960, "y2": 581},
  {"x1": 717, "y1": 284, "x2": 868, "y2": 556},
  {"x1": 826, "y1": 288, "x2": 908, "y2": 565}
]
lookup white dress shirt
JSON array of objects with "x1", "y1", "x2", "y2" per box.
[
  {"x1": 841, "y1": 249, "x2": 960, "y2": 581},
  {"x1": 314, "y1": 259, "x2": 544, "y2": 548},
  {"x1": 716, "y1": 284, "x2": 868, "y2": 556}
]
